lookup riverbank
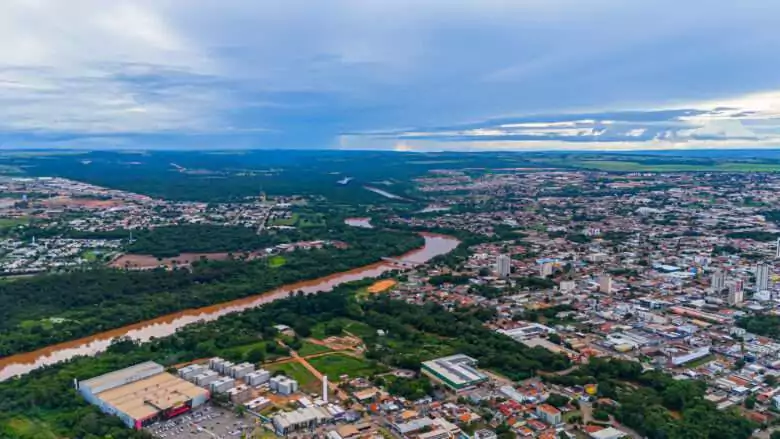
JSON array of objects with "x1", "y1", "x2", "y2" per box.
[{"x1": 0, "y1": 233, "x2": 459, "y2": 381}]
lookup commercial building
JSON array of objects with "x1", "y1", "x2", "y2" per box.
[
  {"x1": 495, "y1": 254, "x2": 511, "y2": 278},
  {"x1": 272, "y1": 406, "x2": 333, "y2": 435},
  {"x1": 421, "y1": 354, "x2": 488, "y2": 392},
  {"x1": 77, "y1": 361, "x2": 209, "y2": 429}
]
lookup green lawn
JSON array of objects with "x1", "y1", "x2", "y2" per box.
[
  {"x1": 268, "y1": 255, "x2": 286, "y2": 268},
  {"x1": 0, "y1": 217, "x2": 28, "y2": 229},
  {"x1": 310, "y1": 318, "x2": 375, "y2": 340},
  {"x1": 266, "y1": 361, "x2": 320, "y2": 393},
  {"x1": 298, "y1": 341, "x2": 332, "y2": 357},
  {"x1": 307, "y1": 353, "x2": 385, "y2": 379}
]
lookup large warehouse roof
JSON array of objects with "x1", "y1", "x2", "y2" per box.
[
  {"x1": 96, "y1": 372, "x2": 208, "y2": 421},
  {"x1": 80, "y1": 361, "x2": 163, "y2": 394}
]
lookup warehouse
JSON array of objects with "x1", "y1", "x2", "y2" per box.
[
  {"x1": 421, "y1": 354, "x2": 488, "y2": 392},
  {"x1": 78, "y1": 361, "x2": 210, "y2": 429}
]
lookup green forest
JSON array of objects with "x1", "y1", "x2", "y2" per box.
[
  {"x1": 545, "y1": 357, "x2": 755, "y2": 439},
  {"x1": 0, "y1": 226, "x2": 423, "y2": 357},
  {"x1": 0, "y1": 280, "x2": 567, "y2": 439}
]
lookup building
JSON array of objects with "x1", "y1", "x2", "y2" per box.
[
  {"x1": 77, "y1": 361, "x2": 209, "y2": 429},
  {"x1": 756, "y1": 263, "x2": 771, "y2": 292},
  {"x1": 535, "y1": 404, "x2": 561, "y2": 425},
  {"x1": 589, "y1": 427, "x2": 626, "y2": 439},
  {"x1": 421, "y1": 354, "x2": 488, "y2": 392},
  {"x1": 210, "y1": 377, "x2": 235, "y2": 393},
  {"x1": 728, "y1": 279, "x2": 745, "y2": 306},
  {"x1": 245, "y1": 369, "x2": 271, "y2": 386},
  {"x1": 272, "y1": 406, "x2": 333, "y2": 435},
  {"x1": 559, "y1": 279, "x2": 576, "y2": 293},
  {"x1": 710, "y1": 270, "x2": 726, "y2": 293},
  {"x1": 178, "y1": 364, "x2": 206, "y2": 381},
  {"x1": 776, "y1": 238, "x2": 780, "y2": 259},
  {"x1": 598, "y1": 274, "x2": 612, "y2": 294},
  {"x1": 270, "y1": 376, "x2": 299, "y2": 395},
  {"x1": 495, "y1": 254, "x2": 511, "y2": 278}
]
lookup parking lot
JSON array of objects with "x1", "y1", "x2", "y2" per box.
[{"x1": 146, "y1": 404, "x2": 257, "y2": 439}]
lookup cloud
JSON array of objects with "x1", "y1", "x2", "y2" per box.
[{"x1": 1, "y1": 0, "x2": 780, "y2": 149}]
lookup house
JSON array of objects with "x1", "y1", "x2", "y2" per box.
[{"x1": 535, "y1": 404, "x2": 561, "y2": 425}]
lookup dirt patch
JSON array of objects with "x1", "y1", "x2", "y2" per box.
[
  {"x1": 110, "y1": 252, "x2": 253, "y2": 269},
  {"x1": 367, "y1": 279, "x2": 396, "y2": 294},
  {"x1": 40, "y1": 196, "x2": 127, "y2": 209}
]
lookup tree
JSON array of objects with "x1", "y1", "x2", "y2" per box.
[
  {"x1": 245, "y1": 347, "x2": 265, "y2": 364},
  {"x1": 770, "y1": 431, "x2": 780, "y2": 439},
  {"x1": 745, "y1": 396, "x2": 757, "y2": 410},
  {"x1": 766, "y1": 375, "x2": 778, "y2": 386}
]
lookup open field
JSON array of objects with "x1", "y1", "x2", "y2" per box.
[
  {"x1": 298, "y1": 340, "x2": 332, "y2": 357},
  {"x1": 266, "y1": 361, "x2": 321, "y2": 393},
  {"x1": 268, "y1": 255, "x2": 286, "y2": 268},
  {"x1": 367, "y1": 279, "x2": 397, "y2": 294},
  {"x1": 310, "y1": 318, "x2": 375, "y2": 340},
  {"x1": 0, "y1": 217, "x2": 28, "y2": 229},
  {"x1": 110, "y1": 251, "x2": 264, "y2": 269},
  {"x1": 307, "y1": 353, "x2": 385, "y2": 379}
]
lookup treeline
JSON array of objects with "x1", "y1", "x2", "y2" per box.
[
  {"x1": 0, "y1": 227, "x2": 423, "y2": 357},
  {"x1": 737, "y1": 315, "x2": 780, "y2": 339},
  {"x1": 545, "y1": 358, "x2": 755, "y2": 439},
  {"x1": 0, "y1": 279, "x2": 568, "y2": 438},
  {"x1": 726, "y1": 230, "x2": 780, "y2": 242},
  {"x1": 126, "y1": 224, "x2": 314, "y2": 257},
  {"x1": 361, "y1": 296, "x2": 570, "y2": 380}
]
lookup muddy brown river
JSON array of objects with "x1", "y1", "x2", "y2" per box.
[{"x1": 0, "y1": 233, "x2": 459, "y2": 381}]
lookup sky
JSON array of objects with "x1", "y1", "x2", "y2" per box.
[{"x1": 1, "y1": 0, "x2": 780, "y2": 152}]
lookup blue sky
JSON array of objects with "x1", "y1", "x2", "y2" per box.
[{"x1": 1, "y1": 0, "x2": 780, "y2": 151}]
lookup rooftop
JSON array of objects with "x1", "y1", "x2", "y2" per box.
[{"x1": 94, "y1": 372, "x2": 208, "y2": 421}]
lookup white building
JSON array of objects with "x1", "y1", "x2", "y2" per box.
[
  {"x1": 495, "y1": 254, "x2": 511, "y2": 278},
  {"x1": 756, "y1": 263, "x2": 771, "y2": 292},
  {"x1": 710, "y1": 270, "x2": 726, "y2": 293},
  {"x1": 598, "y1": 274, "x2": 612, "y2": 294}
]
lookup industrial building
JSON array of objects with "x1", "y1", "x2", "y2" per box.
[
  {"x1": 421, "y1": 354, "x2": 488, "y2": 392},
  {"x1": 77, "y1": 361, "x2": 209, "y2": 429},
  {"x1": 272, "y1": 406, "x2": 333, "y2": 435}
]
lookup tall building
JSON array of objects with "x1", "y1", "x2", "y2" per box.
[
  {"x1": 496, "y1": 254, "x2": 511, "y2": 278},
  {"x1": 756, "y1": 263, "x2": 771, "y2": 292},
  {"x1": 728, "y1": 287, "x2": 744, "y2": 306},
  {"x1": 710, "y1": 270, "x2": 726, "y2": 294},
  {"x1": 598, "y1": 274, "x2": 612, "y2": 294}
]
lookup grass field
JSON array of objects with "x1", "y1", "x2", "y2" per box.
[
  {"x1": 298, "y1": 340, "x2": 332, "y2": 357},
  {"x1": 310, "y1": 318, "x2": 375, "y2": 340},
  {"x1": 266, "y1": 361, "x2": 320, "y2": 392},
  {"x1": 0, "y1": 217, "x2": 28, "y2": 229},
  {"x1": 268, "y1": 255, "x2": 286, "y2": 268},
  {"x1": 4, "y1": 418, "x2": 58, "y2": 439},
  {"x1": 307, "y1": 353, "x2": 386, "y2": 378}
]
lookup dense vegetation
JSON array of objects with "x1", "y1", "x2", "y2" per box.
[
  {"x1": 0, "y1": 280, "x2": 568, "y2": 438},
  {"x1": 545, "y1": 358, "x2": 755, "y2": 439},
  {"x1": 0, "y1": 227, "x2": 423, "y2": 357},
  {"x1": 126, "y1": 224, "x2": 313, "y2": 257},
  {"x1": 737, "y1": 314, "x2": 780, "y2": 339}
]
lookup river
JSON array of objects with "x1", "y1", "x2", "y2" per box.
[{"x1": 0, "y1": 233, "x2": 459, "y2": 382}]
